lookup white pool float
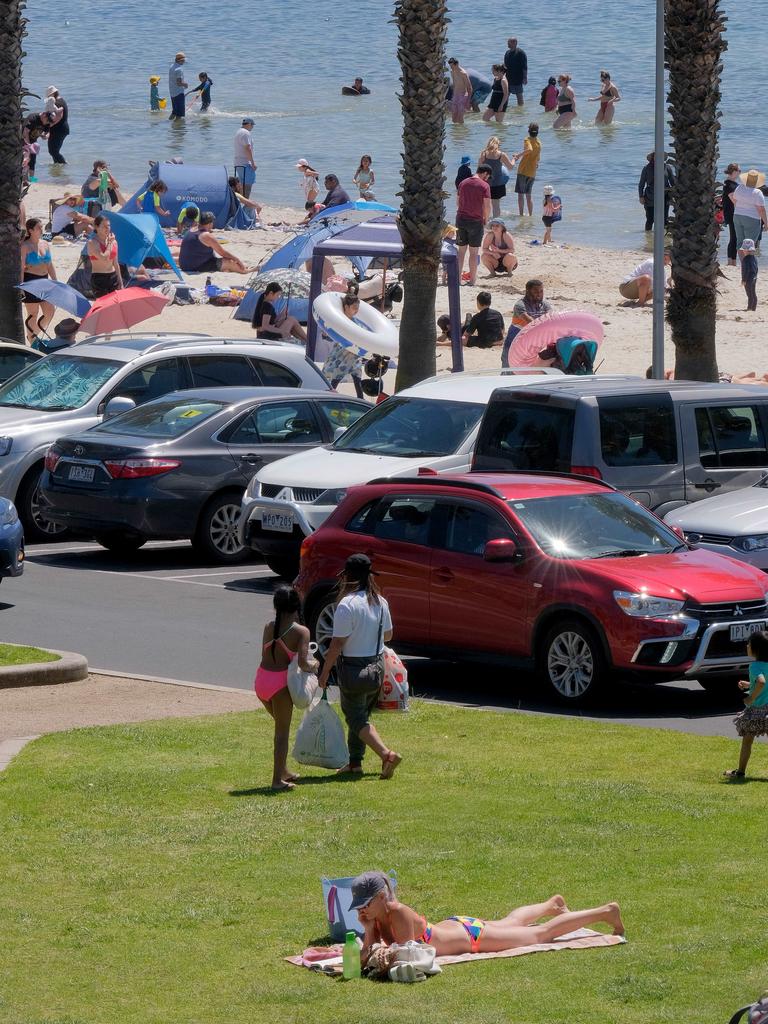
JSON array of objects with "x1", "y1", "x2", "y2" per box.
[{"x1": 313, "y1": 291, "x2": 399, "y2": 358}]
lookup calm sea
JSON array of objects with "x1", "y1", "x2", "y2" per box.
[{"x1": 22, "y1": 0, "x2": 765, "y2": 250}]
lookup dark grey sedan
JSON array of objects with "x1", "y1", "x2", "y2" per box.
[{"x1": 39, "y1": 388, "x2": 368, "y2": 562}]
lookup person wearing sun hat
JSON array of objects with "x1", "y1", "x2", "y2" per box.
[
  {"x1": 168, "y1": 51, "x2": 188, "y2": 120},
  {"x1": 729, "y1": 168, "x2": 768, "y2": 251},
  {"x1": 316, "y1": 553, "x2": 401, "y2": 780},
  {"x1": 455, "y1": 154, "x2": 473, "y2": 192}
]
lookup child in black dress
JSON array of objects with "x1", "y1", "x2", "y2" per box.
[{"x1": 739, "y1": 238, "x2": 758, "y2": 311}]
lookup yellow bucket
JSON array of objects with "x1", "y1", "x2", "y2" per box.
[{"x1": 158, "y1": 97, "x2": 167, "y2": 109}]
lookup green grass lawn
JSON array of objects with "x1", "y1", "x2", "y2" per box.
[
  {"x1": 0, "y1": 702, "x2": 766, "y2": 1024},
  {"x1": 0, "y1": 643, "x2": 60, "y2": 666}
]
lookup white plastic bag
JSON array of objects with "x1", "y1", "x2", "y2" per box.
[
  {"x1": 377, "y1": 647, "x2": 409, "y2": 712},
  {"x1": 287, "y1": 642, "x2": 319, "y2": 708},
  {"x1": 292, "y1": 692, "x2": 349, "y2": 769}
]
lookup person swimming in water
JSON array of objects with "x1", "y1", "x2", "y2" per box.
[{"x1": 343, "y1": 77, "x2": 370, "y2": 96}]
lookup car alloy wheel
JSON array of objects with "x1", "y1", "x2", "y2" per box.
[
  {"x1": 311, "y1": 596, "x2": 337, "y2": 658},
  {"x1": 30, "y1": 484, "x2": 67, "y2": 536},
  {"x1": 208, "y1": 501, "x2": 246, "y2": 557},
  {"x1": 543, "y1": 620, "x2": 604, "y2": 702}
]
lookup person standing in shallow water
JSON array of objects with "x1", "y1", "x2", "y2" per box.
[
  {"x1": 503, "y1": 37, "x2": 527, "y2": 107},
  {"x1": 168, "y1": 51, "x2": 188, "y2": 120},
  {"x1": 589, "y1": 70, "x2": 620, "y2": 125}
]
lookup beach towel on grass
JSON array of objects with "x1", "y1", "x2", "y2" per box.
[{"x1": 286, "y1": 928, "x2": 626, "y2": 975}]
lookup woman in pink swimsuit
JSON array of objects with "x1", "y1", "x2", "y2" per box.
[{"x1": 254, "y1": 585, "x2": 318, "y2": 791}]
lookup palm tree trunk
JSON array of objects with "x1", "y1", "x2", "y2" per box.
[
  {"x1": 394, "y1": 0, "x2": 449, "y2": 391},
  {"x1": 666, "y1": 0, "x2": 726, "y2": 381},
  {"x1": 0, "y1": 0, "x2": 26, "y2": 343}
]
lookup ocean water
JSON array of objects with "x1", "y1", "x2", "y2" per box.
[{"x1": 22, "y1": 0, "x2": 766, "y2": 250}]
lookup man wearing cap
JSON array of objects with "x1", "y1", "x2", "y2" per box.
[
  {"x1": 234, "y1": 119, "x2": 257, "y2": 198},
  {"x1": 168, "y1": 52, "x2": 188, "y2": 120},
  {"x1": 45, "y1": 87, "x2": 69, "y2": 164}
]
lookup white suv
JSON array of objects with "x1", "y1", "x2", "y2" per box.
[
  {"x1": 240, "y1": 370, "x2": 562, "y2": 576},
  {"x1": 0, "y1": 333, "x2": 329, "y2": 540}
]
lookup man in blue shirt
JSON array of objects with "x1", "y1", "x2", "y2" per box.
[{"x1": 168, "y1": 52, "x2": 188, "y2": 121}]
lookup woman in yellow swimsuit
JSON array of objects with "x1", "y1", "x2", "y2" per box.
[{"x1": 348, "y1": 872, "x2": 624, "y2": 960}]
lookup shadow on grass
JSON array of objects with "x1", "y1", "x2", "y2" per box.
[{"x1": 229, "y1": 773, "x2": 373, "y2": 796}]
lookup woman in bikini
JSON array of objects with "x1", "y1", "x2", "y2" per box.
[
  {"x1": 254, "y1": 585, "x2": 318, "y2": 792},
  {"x1": 480, "y1": 218, "x2": 518, "y2": 276},
  {"x1": 87, "y1": 214, "x2": 123, "y2": 298},
  {"x1": 589, "y1": 70, "x2": 621, "y2": 126},
  {"x1": 20, "y1": 218, "x2": 57, "y2": 344},
  {"x1": 553, "y1": 74, "x2": 577, "y2": 130},
  {"x1": 348, "y1": 872, "x2": 624, "y2": 962}
]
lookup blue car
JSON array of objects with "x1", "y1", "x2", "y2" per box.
[{"x1": 0, "y1": 497, "x2": 24, "y2": 579}]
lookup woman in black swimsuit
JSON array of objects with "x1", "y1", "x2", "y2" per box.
[
  {"x1": 483, "y1": 64, "x2": 510, "y2": 124},
  {"x1": 553, "y1": 74, "x2": 576, "y2": 130}
]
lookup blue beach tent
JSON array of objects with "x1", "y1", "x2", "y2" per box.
[
  {"x1": 104, "y1": 211, "x2": 183, "y2": 280},
  {"x1": 122, "y1": 162, "x2": 242, "y2": 229}
]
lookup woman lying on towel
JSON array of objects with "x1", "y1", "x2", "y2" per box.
[{"x1": 349, "y1": 872, "x2": 624, "y2": 961}]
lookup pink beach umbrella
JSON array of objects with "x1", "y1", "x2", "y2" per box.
[
  {"x1": 508, "y1": 309, "x2": 604, "y2": 366},
  {"x1": 78, "y1": 287, "x2": 170, "y2": 336}
]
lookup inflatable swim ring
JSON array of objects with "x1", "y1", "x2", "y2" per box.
[
  {"x1": 507, "y1": 309, "x2": 604, "y2": 366},
  {"x1": 313, "y1": 291, "x2": 399, "y2": 358}
]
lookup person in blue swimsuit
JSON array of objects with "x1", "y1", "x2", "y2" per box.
[
  {"x1": 188, "y1": 72, "x2": 213, "y2": 110},
  {"x1": 137, "y1": 180, "x2": 170, "y2": 219},
  {"x1": 20, "y1": 218, "x2": 56, "y2": 344}
]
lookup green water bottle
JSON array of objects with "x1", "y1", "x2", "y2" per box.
[{"x1": 342, "y1": 931, "x2": 361, "y2": 980}]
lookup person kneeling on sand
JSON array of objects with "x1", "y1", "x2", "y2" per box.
[
  {"x1": 619, "y1": 250, "x2": 671, "y2": 306},
  {"x1": 462, "y1": 291, "x2": 505, "y2": 348},
  {"x1": 178, "y1": 211, "x2": 251, "y2": 275},
  {"x1": 348, "y1": 872, "x2": 624, "y2": 965}
]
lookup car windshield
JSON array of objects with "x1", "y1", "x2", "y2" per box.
[
  {"x1": 93, "y1": 398, "x2": 227, "y2": 438},
  {"x1": 333, "y1": 396, "x2": 485, "y2": 457},
  {"x1": 0, "y1": 355, "x2": 122, "y2": 411},
  {"x1": 509, "y1": 491, "x2": 681, "y2": 560}
]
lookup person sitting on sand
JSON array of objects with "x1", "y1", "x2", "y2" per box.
[
  {"x1": 347, "y1": 872, "x2": 625, "y2": 964},
  {"x1": 178, "y1": 211, "x2": 250, "y2": 274},
  {"x1": 462, "y1": 291, "x2": 505, "y2": 348},
  {"x1": 481, "y1": 218, "x2": 517, "y2": 276},
  {"x1": 502, "y1": 279, "x2": 553, "y2": 368},
  {"x1": 81, "y1": 160, "x2": 125, "y2": 208},
  {"x1": 176, "y1": 204, "x2": 200, "y2": 236},
  {"x1": 436, "y1": 314, "x2": 451, "y2": 347},
  {"x1": 50, "y1": 195, "x2": 93, "y2": 238},
  {"x1": 619, "y1": 251, "x2": 672, "y2": 306},
  {"x1": 228, "y1": 176, "x2": 263, "y2": 215},
  {"x1": 318, "y1": 174, "x2": 351, "y2": 211},
  {"x1": 252, "y1": 281, "x2": 307, "y2": 343}
]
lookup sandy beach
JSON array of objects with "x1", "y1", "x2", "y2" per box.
[{"x1": 25, "y1": 179, "x2": 766, "y2": 380}]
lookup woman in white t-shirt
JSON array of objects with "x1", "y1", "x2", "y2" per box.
[
  {"x1": 317, "y1": 554, "x2": 402, "y2": 779},
  {"x1": 729, "y1": 169, "x2": 768, "y2": 250}
]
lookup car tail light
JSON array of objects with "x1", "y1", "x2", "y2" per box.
[
  {"x1": 299, "y1": 534, "x2": 315, "y2": 565},
  {"x1": 104, "y1": 458, "x2": 181, "y2": 480},
  {"x1": 571, "y1": 465, "x2": 603, "y2": 480},
  {"x1": 44, "y1": 446, "x2": 61, "y2": 473}
]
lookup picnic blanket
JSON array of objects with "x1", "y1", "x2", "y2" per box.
[{"x1": 286, "y1": 928, "x2": 626, "y2": 975}]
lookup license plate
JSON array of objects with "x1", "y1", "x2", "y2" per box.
[
  {"x1": 730, "y1": 621, "x2": 767, "y2": 642},
  {"x1": 68, "y1": 464, "x2": 95, "y2": 483},
  {"x1": 262, "y1": 511, "x2": 294, "y2": 533}
]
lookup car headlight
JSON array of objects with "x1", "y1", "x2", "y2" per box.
[
  {"x1": 613, "y1": 590, "x2": 685, "y2": 617},
  {"x1": 0, "y1": 437, "x2": 12, "y2": 457},
  {"x1": 244, "y1": 476, "x2": 261, "y2": 500},
  {"x1": 732, "y1": 535, "x2": 768, "y2": 552},
  {"x1": 0, "y1": 504, "x2": 19, "y2": 526},
  {"x1": 313, "y1": 488, "x2": 347, "y2": 505}
]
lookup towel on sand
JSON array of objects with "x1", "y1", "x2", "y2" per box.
[{"x1": 286, "y1": 928, "x2": 626, "y2": 975}]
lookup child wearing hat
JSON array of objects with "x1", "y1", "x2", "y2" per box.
[
  {"x1": 740, "y1": 238, "x2": 759, "y2": 312},
  {"x1": 542, "y1": 185, "x2": 562, "y2": 245},
  {"x1": 149, "y1": 76, "x2": 164, "y2": 111},
  {"x1": 455, "y1": 155, "x2": 473, "y2": 192}
]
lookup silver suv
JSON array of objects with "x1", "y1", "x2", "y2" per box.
[{"x1": 0, "y1": 333, "x2": 329, "y2": 539}]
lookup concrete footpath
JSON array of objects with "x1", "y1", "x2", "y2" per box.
[{"x1": 0, "y1": 672, "x2": 259, "y2": 771}]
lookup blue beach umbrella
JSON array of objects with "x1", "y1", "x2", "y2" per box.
[
  {"x1": 104, "y1": 211, "x2": 184, "y2": 280},
  {"x1": 260, "y1": 222, "x2": 369, "y2": 276},
  {"x1": 308, "y1": 201, "x2": 397, "y2": 226},
  {"x1": 15, "y1": 278, "x2": 91, "y2": 317}
]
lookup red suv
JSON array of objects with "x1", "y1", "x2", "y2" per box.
[{"x1": 295, "y1": 473, "x2": 768, "y2": 704}]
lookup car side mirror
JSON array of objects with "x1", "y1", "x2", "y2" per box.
[
  {"x1": 671, "y1": 525, "x2": 686, "y2": 540},
  {"x1": 104, "y1": 396, "x2": 136, "y2": 420},
  {"x1": 483, "y1": 538, "x2": 522, "y2": 563},
  {"x1": 333, "y1": 426, "x2": 348, "y2": 441}
]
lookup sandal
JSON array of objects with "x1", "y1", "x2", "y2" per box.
[
  {"x1": 723, "y1": 769, "x2": 745, "y2": 779},
  {"x1": 271, "y1": 781, "x2": 296, "y2": 792},
  {"x1": 336, "y1": 764, "x2": 363, "y2": 775},
  {"x1": 380, "y1": 751, "x2": 402, "y2": 780}
]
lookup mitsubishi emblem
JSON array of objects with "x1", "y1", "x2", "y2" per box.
[
  {"x1": 73, "y1": 445, "x2": 85, "y2": 456},
  {"x1": 734, "y1": 606, "x2": 743, "y2": 617}
]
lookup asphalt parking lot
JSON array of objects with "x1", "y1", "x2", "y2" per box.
[{"x1": 1, "y1": 539, "x2": 747, "y2": 738}]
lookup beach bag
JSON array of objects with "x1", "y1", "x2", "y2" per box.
[
  {"x1": 292, "y1": 690, "x2": 348, "y2": 769},
  {"x1": 729, "y1": 993, "x2": 768, "y2": 1024},
  {"x1": 377, "y1": 647, "x2": 409, "y2": 712},
  {"x1": 322, "y1": 871, "x2": 397, "y2": 941},
  {"x1": 550, "y1": 195, "x2": 563, "y2": 222},
  {"x1": 287, "y1": 643, "x2": 319, "y2": 709}
]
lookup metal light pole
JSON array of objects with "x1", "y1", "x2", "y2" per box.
[{"x1": 651, "y1": 0, "x2": 666, "y2": 378}]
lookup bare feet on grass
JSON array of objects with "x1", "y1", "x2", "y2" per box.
[{"x1": 606, "y1": 901, "x2": 625, "y2": 936}]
